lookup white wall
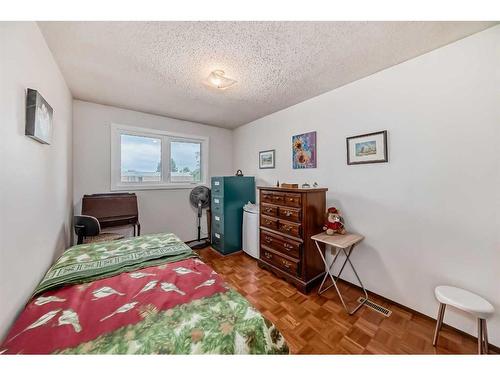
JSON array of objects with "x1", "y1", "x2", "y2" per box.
[
  {"x1": 73, "y1": 100, "x2": 233, "y2": 242},
  {"x1": 0, "y1": 22, "x2": 73, "y2": 340},
  {"x1": 233, "y1": 26, "x2": 500, "y2": 344}
]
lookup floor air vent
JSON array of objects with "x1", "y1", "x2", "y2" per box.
[{"x1": 357, "y1": 297, "x2": 392, "y2": 317}]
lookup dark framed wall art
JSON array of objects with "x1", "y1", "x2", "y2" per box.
[
  {"x1": 25, "y1": 88, "x2": 53, "y2": 144},
  {"x1": 259, "y1": 149, "x2": 275, "y2": 169},
  {"x1": 346, "y1": 130, "x2": 388, "y2": 165}
]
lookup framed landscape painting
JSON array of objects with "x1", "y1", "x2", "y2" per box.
[
  {"x1": 346, "y1": 130, "x2": 388, "y2": 165},
  {"x1": 259, "y1": 149, "x2": 275, "y2": 169},
  {"x1": 292, "y1": 131, "x2": 317, "y2": 169}
]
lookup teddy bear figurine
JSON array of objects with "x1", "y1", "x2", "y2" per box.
[{"x1": 323, "y1": 207, "x2": 346, "y2": 235}]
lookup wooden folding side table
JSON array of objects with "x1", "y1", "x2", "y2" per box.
[{"x1": 311, "y1": 232, "x2": 368, "y2": 315}]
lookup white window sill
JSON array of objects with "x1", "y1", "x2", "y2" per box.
[{"x1": 111, "y1": 182, "x2": 207, "y2": 191}]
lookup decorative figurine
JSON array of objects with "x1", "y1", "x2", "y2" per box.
[
  {"x1": 323, "y1": 207, "x2": 346, "y2": 235},
  {"x1": 313, "y1": 182, "x2": 318, "y2": 188}
]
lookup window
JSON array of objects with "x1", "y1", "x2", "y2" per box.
[
  {"x1": 120, "y1": 134, "x2": 162, "y2": 183},
  {"x1": 170, "y1": 140, "x2": 202, "y2": 183},
  {"x1": 111, "y1": 124, "x2": 208, "y2": 190}
]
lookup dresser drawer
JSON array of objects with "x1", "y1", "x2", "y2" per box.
[
  {"x1": 260, "y1": 215, "x2": 278, "y2": 230},
  {"x1": 261, "y1": 203, "x2": 278, "y2": 217},
  {"x1": 284, "y1": 193, "x2": 301, "y2": 208},
  {"x1": 261, "y1": 248, "x2": 299, "y2": 276},
  {"x1": 278, "y1": 220, "x2": 301, "y2": 238},
  {"x1": 278, "y1": 206, "x2": 301, "y2": 222},
  {"x1": 260, "y1": 230, "x2": 301, "y2": 259},
  {"x1": 272, "y1": 192, "x2": 285, "y2": 205},
  {"x1": 261, "y1": 191, "x2": 275, "y2": 204}
]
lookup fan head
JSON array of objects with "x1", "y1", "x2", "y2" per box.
[{"x1": 189, "y1": 186, "x2": 210, "y2": 209}]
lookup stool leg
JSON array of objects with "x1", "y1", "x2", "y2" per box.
[
  {"x1": 477, "y1": 318, "x2": 483, "y2": 354},
  {"x1": 482, "y1": 319, "x2": 489, "y2": 354},
  {"x1": 433, "y1": 303, "x2": 446, "y2": 346}
]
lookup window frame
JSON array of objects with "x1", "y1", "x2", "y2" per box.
[{"x1": 110, "y1": 123, "x2": 209, "y2": 191}]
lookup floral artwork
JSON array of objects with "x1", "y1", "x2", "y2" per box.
[{"x1": 292, "y1": 131, "x2": 317, "y2": 169}]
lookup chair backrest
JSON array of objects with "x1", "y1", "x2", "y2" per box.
[{"x1": 74, "y1": 215, "x2": 101, "y2": 244}]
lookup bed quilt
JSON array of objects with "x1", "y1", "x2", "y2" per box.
[{"x1": 0, "y1": 233, "x2": 289, "y2": 355}]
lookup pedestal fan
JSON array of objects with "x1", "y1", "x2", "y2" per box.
[{"x1": 186, "y1": 185, "x2": 211, "y2": 249}]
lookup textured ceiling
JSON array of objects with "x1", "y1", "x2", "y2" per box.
[{"x1": 38, "y1": 21, "x2": 496, "y2": 128}]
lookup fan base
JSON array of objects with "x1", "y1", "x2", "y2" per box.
[{"x1": 187, "y1": 239, "x2": 209, "y2": 250}]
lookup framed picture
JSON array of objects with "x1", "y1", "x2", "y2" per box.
[
  {"x1": 292, "y1": 131, "x2": 317, "y2": 169},
  {"x1": 346, "y1": 130, "x2": 388, "y2": 165},
  {"x1": 259, "y1": 149, "x2": 275, "y2": 169},
  {"x1": 25, "y1": 88, "x2": 53, "y2": 144}
]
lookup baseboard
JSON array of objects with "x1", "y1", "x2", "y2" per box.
[{"x1": 337, "y1": 277, "x2": 500, "y2": 354}]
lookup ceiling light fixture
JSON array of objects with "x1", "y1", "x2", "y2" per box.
[{"x1": 204, "y1": 70, "x2": 237, "y2": 90}]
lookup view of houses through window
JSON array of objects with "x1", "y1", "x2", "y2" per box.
[
  {"x1": 170, "y1": 141, "x2": 201, "y2": 183},
  {"x1": 120, "y1": 134, "x2": 161, "y2": 183},
  {"x1": 120, "y1": 134, "x2": 201, "y2": 184}
]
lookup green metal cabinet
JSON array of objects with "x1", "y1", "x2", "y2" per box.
[{"x1": 211, "y1": 176, "x2": 255, "y2": 254}]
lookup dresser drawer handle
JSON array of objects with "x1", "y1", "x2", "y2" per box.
[
  {"x1": 264, "y1": 237, "x2": 272, "y2": 244},
  {"x1": 283, "y1": 243, "x2": 293, "y2": 250},
  {"x1": 288, "y1": 198, "x2": 295, "y2": 202},
  {"x1": 275, "y1": 196, "x2": 283, "y2": 201},
  {"x1": 264, "y1": 208, "x2": 273, "y2": 214},
  {"x1": 265, "y1": 220, "x2": 274, "y2": 225},
  {"x1": 265, "y1": 252, "x2": 272, "y2": 259},
  {"x1": 282, "y1": 260, "x2": 291, "y2": 269},
  {"x1": 282, "y1": 225, "x2": 292, "y2": 232},
  {"x1": 284, "y1": 210, "x2": 292, "y2": 217}
]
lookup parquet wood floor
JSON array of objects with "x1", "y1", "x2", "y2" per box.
[{"x1": 198, "y1": 247, "x2": 497, "y2": 355}]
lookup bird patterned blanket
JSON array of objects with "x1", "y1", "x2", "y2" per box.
[{"x1": 0, "y1": 233, "x2": 289, "y2": 354}]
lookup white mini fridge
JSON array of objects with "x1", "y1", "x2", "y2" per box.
[{"x1": 242, "y1": 202, "x2": 259, "y2": 258}]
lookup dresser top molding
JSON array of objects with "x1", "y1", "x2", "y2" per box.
[{"x1": 257, "y1": 186, "x2": 328, "y2": 193}]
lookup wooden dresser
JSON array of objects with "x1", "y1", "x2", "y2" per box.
[{"x1": 257, "y1": 186, "x2": 328, "y2": 293}]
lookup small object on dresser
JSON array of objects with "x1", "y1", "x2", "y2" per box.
[
  {"x1": 235, "y1": 169, "x2": 244, "y2": 176},
  {"x1": 313, "y1": 182, "x2": 318, "y2": 187},
  {"x1": 276, "y1": 180, "x2": 280, "y2": 187},
  {"x1": 281, "y1": 183, "x2": 299, "y2": 188},
  {"x1": 323, "y1": 207, "x2": 346, "y2": 235},
  {"x1": 301, "y1": 182, "x2": 310, "y2": 188}
]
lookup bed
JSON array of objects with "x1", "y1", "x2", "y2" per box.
[{"x1": 0, "y1": 233, "x2": 289, "y2": 354}]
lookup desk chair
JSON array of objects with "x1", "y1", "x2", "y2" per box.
[{"x1": 74, "y1": 215, "x2": 125, "y2": 245}]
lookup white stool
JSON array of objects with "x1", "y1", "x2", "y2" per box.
[{"x1": 433, "y1": 286, "x2": 494, "y2": 354}]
